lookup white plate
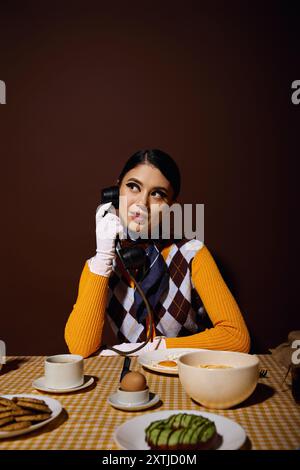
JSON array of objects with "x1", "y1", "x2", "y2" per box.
[
  {"x1": 138, "y1": 348, "x2": 203, "y2": 375},
  {"x1": 32, "y1": 375, "x2": 94, "y2": 393},
  {"x1": 114, "y1": 409, "x2": 247, "y2": 450},
  {"x1": 108, "y1": 392, "x2": 160, "y2": 411},
  {"x1": 0, "y1": 394, "x2": 62, "y2": 439}
]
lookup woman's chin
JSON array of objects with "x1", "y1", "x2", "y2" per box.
[{"x1": 127, "y1": 221, "x2": 150, "y2": 239}]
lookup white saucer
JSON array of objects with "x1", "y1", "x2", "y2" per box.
[
  {"x1": 32, "y1": 375, "x2": 94, "y2": 393},
  {"x1": 108, "y1": 392, "x2": 160, "y2": 411}
]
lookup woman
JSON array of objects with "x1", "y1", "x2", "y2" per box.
[{"x1": 65, "y1": 149, "x2": 250, "y2": 358}]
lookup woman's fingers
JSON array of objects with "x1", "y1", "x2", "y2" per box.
[{"x1": 96, "y1": 201, "x2": 113, "y2": 219}]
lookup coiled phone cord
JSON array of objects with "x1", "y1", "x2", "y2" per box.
[
  {"x1": 104, "y1": 273, "x2": 154, "y2": 356},
  {"x1": 103, "y1": 238, "x2": 155, "y2": 356}
]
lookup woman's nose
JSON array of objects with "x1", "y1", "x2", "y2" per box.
[
  {"x1": 136, "y1": 193, "x2": 149, "y2": 209},
  {"x1": 136, "y1": 202, "x2": 148, "y2": 213}
]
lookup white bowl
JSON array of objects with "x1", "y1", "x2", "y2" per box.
[{"x1": 177, "y1": 350, "x2": 259, "y2": 409}]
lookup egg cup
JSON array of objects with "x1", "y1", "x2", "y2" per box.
[{"x1": 117, "y1": 386, "x2": 149, "y2": 406}]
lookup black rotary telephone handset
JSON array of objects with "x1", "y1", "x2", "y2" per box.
[
  {"x1": 101, "y1": 186, "x2": 147, "y2": 271},
  {"x1": 100, "y1": 186, "x2": 154, "y2": 356}
]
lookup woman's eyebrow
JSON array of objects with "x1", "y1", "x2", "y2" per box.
[
  {"x1": 152, "y1": 186, "x2": 168, "y2": 193},
  {"x1": 126, "y1": 178, "x2": 169, "y2": 193},
  {"x1": 126, "y1": 177, "x2": 143, "y2": 185}
]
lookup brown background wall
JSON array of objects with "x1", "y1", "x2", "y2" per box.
[{"x1": 0, "y1": 1, "x2": 298, "y2": 355}]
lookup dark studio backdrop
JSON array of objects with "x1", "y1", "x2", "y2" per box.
[{"x1": 0, "y1": 1, "x2": 298, "y2": 355}]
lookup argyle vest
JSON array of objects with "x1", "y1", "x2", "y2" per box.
[{"x1": 106, "y1": 239, "x2": 212, "y2": 342}]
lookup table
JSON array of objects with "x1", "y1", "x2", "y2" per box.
[{"x1": 0, "y1": 355, "x2": 299, "y2": 450}]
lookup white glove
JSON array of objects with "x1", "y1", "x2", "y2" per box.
[{"x1": 88, "y1": 202, "x2": 124, "y2": 277}]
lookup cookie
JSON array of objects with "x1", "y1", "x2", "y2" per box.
[
  {"x1": 15, "y1": 397, "x2": 46, "y2": 405},
  {"x1": 0, "y1": 398, "x2": 18, "y2": 410},
  {"x1": 0, "y1": 416, "x2": 14, "y2": 427},
  {"x1": 0, "y1": 411, "x2": 13, "y2": 418},
  {"x1": 0, "y1": 421, "x2": 31, "y2": 431},
  {"x1": 15, "y1": 413, "x2": 51, "y2": 422},
  {"x1": 11, "y1": 408, "x2": 33, "y2": 417},
  {"x1": 15, "y1": 400, "x2": 51, "y2": 413}
]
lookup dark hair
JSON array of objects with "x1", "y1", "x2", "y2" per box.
[{"x1": 118, "y1": 149, "x2": 181, "y2": 200}]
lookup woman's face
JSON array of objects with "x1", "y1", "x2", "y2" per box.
[{"x1": 119, "y1": 163, "x2": 173, "y2": 237}]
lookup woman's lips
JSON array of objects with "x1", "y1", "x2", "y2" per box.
[{"x1": 129, "y1": 212, "x2": 147, "y2": 223}]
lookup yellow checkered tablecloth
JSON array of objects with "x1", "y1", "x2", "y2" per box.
[{"x1": 0, "y1": 355, "x2": 299, "y2": 450}]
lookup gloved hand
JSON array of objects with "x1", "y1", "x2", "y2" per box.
[{"x1": 88, "y1": 202, "x2": 124, "y2": 277}]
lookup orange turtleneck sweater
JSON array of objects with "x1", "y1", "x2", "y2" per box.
[{"x1": 65, "y1": 245, "x2": 250, "y2": 358}]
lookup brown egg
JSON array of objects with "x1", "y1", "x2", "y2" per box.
[{"x1": 120, "y1": 371, "x2": 147, "y2": 391}]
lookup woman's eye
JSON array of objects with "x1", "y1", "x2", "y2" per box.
[
  {"x1": 126, "y1": 182, "x2": 140, "y2": 192},
  {"x1": 152, "y1": 191, "x2": 167, "y2": 200}
]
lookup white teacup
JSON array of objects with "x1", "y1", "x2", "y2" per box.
[{"x1": 44, "y1": 354, "x2": 84, "y2": 390}]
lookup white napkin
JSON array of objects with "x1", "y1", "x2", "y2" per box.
[{"x1": 99, "y1": 338, "x2": 166, "y2": 356}]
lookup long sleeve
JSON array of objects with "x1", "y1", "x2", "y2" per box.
[
  {"x1": 64, "y1": 261, "x2": 109, "y2": 358},
  {"x1": 165, "y1": 245, "x2": 250, "y2": 352}
]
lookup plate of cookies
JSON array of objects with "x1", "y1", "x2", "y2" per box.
[{"x1": 0, "y1": 394, "x2": 62, "y2": 438}]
